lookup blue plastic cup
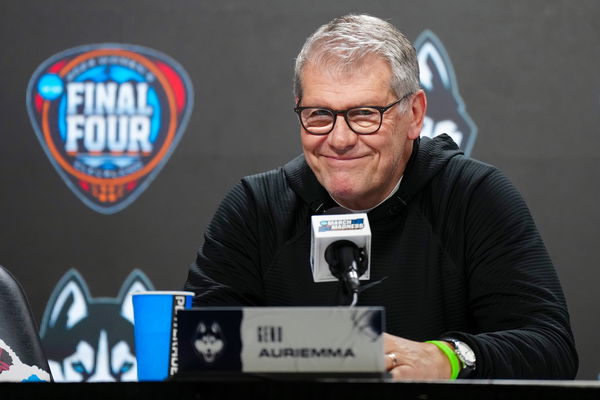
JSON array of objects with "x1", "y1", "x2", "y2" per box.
[{"x1": 132, "y1": 291, "x2": 194, "y2": 381}]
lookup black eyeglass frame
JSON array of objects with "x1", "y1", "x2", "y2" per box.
[{"x1": 294, "y1": 92, "x2": 413, "y2": 136}]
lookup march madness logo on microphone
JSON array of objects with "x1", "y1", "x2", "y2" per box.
[
  {"x1": 26, "y1": 44, "x2": 194, "y2": 214},
  {"x1": 319, "y1": 218, "x2": 364, "y2": 232}
]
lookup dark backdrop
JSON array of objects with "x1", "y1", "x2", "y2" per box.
[{"x1": 1, "y1": 0, "x2": 599, "y2": 379}]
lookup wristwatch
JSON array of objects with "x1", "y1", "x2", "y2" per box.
[{"x1": 445, "y1": 338, "x2": 476, "y2": 377}]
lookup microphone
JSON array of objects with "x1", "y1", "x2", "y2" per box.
[
  {"x1": 310, "y1": 212, "x2": 371, "y2": 288},
  {"x1": 324, "y1": 240, "x2": 368, "y2": 294}
]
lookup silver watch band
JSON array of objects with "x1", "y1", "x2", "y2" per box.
[{"x1": 444, "y1": 338, "x2": 476, "y2": 372}]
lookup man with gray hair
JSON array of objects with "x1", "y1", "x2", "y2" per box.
[{"x1": 185, "y1": 14, "x2": 577, "y2": 379}]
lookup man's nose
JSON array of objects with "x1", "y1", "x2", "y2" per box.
[{"x1": 327, "y1": 114, "x2": 357, "y2": 151}]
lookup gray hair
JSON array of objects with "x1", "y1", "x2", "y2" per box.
[{"x1": 293, "y1": 14, "x2": 420, "y2": 105}]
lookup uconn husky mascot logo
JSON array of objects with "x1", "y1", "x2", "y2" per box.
[
  {"x1": 415, "y1": 31, "x2": 478, "y2": 155},
  {"x1": 26, "y1": 44, "x2": 194, "y2": 214},
  {"x1": 194, "y1": 321, "x2": 225, "y2": 364},
  {"x1": 40, "y1": 269, "x2": 154, "y2": 381}
]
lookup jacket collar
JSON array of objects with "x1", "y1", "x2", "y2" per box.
[
  {"x1": 283, "y1": 155, "x2": 335, "y2": 213},
  {"x1": 283, "y1": 134, "x2": 463, "y2": 219}
]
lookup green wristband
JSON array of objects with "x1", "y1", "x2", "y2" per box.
[{"x1": 426, "y1": 340, "x2": 460, "y2": 380}]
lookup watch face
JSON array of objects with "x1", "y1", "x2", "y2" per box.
[{"x1": 456, "y1": 341, "x2": 476, "y2": 365}]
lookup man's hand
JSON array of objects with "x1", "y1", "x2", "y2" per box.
[{"x1": 384, "y1": 333, "x2": 452, "y2": 380}]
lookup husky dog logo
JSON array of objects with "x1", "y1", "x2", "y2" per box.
[
  {"x1": 0, "y1": 339, "x2": 51, "y2": 382},
  {"x1": 39, "y1": 269, "x2": 154, "y2": 382},
  {"x1": 194, "y1": 321, "x2": 225, "y2": 364},
  {"x1": 26, "y1": 44, "x2": 194, "y2": 214},
  {"x1": 415, "y1": 31, "x2": 478, "y2": 156}
]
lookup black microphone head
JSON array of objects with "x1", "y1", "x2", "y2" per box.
[
  {"x1": 324, "y1": 240, "x2": 368, "y2": 278},
  {"x1": 325, "y1": 240, "x2": 354, "y2": 279}
]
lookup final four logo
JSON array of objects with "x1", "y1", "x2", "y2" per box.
[{"x1": 26, "y1": 44, "x2": 194, "y2": 214}]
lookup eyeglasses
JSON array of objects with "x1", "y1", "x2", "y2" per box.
[{"x1": 294, "y1": 92, "x2": 413, "y2": 135}]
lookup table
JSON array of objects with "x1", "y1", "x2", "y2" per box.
[{"x1": 3, "y1": 377, "x2": 600, "y2": 400}]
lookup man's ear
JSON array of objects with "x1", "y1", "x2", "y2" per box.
[{"x1": 407, "y1": 90, "x2": 427, "y2": 140}]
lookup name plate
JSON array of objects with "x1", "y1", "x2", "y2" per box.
[{"x1": 177, "y1": 307, "x2": 384, "y2": 373}]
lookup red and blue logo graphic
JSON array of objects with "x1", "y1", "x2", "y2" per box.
[{"x1": 26, "y1": 44, "x2": 194, "y2": 214}]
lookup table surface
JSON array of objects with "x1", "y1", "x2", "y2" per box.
[{"x1": 3, "y1": 377, "x2": 600, "y2": 400}]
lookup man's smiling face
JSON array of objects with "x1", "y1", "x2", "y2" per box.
[{"x1": 299, "y1": 56, "x2": 425, "y2": 210}]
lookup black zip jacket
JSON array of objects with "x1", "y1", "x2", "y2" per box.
[{"x1": 185, "y1": 134, "x2": 578, "y2": 379}]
